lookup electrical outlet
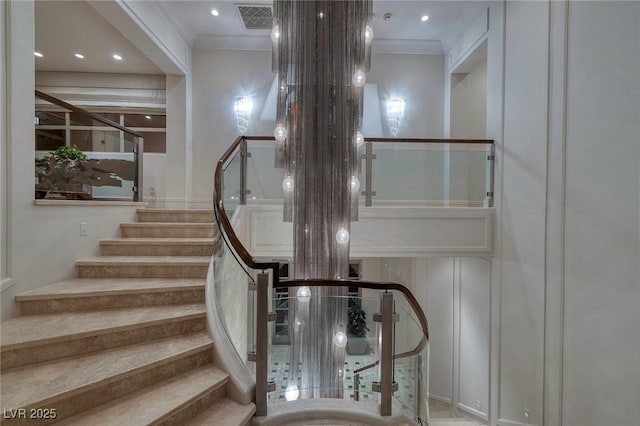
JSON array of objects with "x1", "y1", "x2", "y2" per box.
[
  {"x1": 524, "y1": 407, "x2": 530, "y2": 422},
  {"x1": 80, "y1": 222, "x2": 88, "y2": 236},
  {"x1": 476, "y1": 400, "x2": 481, "y2": 410}
]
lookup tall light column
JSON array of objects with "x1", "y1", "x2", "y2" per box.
[{"x1": 272, "y1": 0, "x2": 372, "y2": 398}]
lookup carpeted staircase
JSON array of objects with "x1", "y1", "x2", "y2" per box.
[{"x1": 0, "y1": 209, "x2": 255, "y2": 425}]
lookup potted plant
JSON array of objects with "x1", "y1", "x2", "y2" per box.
[{"x1": 347, "y1": 298, "x2": 369, "y2": 355}]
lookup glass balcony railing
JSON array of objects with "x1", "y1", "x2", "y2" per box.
[
  {"x1": 230, "y1": 136, "x2": 495, "y2": 207},
  {"x1": 211, "y1": 135, "x2": 447, "y2": 422},
  {"x1": 34, "y1": 90, "x2": 143, "y2": 201}
]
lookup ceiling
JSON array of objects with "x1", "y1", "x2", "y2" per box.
[
  {"x1": 35, "y1": 0, "x2": 487, "y2": 75},
  {"x1": 34, "y1": 1, "x2": 162, "y2": 74}
]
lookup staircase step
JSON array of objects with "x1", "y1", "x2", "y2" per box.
[
  {"x1": 137, "y1": 209, "x2": 215, "y2": 223},
  {"x1": 15, "y1": 278, "x2": 205, "y2": 314},
  {"x1": 0, "y1": 332, "x2": 213, "y2": 425},
  {"x1": 76, "y1": 256, "x2": 211, "y2": 278},
  {"x1": 186, "y1": 398, "x2": 256, "y2": 426},
  {"x1": 1, "y1": 304, "x2": 206, "y2": 369},
  {"x1": 101, "y1": 238, "x2": 219, "y2": 256},
  {"x1": 121, "y1": 223, "x2": 216, "y2": 238},
  {"x1": 58, "y1": 365, "x2": 228, "y2": 426}
]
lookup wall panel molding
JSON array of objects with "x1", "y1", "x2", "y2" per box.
[{"x1": 247, "y1": 205, "x2": 493, "y2": 258}]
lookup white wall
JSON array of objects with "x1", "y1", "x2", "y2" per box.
[
  {"x1": 562, "y1": 2, "x2": 640, "y2": 425},
  {"x1": 414, "y1": 256, "x2": 491, "y2": 419},
  {"x1": 420, "y1": 257, "x2": 454, "y2": 403},
  {"x1": 367, "y1": 53, "x2": 444, "y2": 138},
  {"x1": 190, "y1": 49, "x2": 445, "y2": 204},
  {"x1": 488, "y1": 1, "x2": 640, "y2": 425},
  {"x1": 499, "y1": 2, "x2": 548, "y2": 424},
  {"x1": 1, "y1": 0, "x2": 9, "y2": 284},
  {"x1": 450, "y1": 61, "x2": 487, "y2": 139}
]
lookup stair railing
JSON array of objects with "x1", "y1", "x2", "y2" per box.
[
  {"x1": 34, "y1": 90, "x2": 144, "y2": 201},
  {"x1": 213, "y1": 135, "x2": 438, "y2": 420}
]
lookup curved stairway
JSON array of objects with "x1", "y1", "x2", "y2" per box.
[{"x1": 0, "y1": 209, "x2": 255, "y2": 426}]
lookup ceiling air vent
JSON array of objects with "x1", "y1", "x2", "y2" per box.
[{"x1": 236, "y1": 4, "x2": 273, "y2": 30}]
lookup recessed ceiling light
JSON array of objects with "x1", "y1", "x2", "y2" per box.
[
  {"x1": 145, "y1": 115, "x2": 151, "y2": 120},
  {"x1": 34, "y1": 51, "x2": 44, "y2": 58},
  {"x1": 421, "y1": 15, "x2": 429, "y2": 22},
  {"x1": 74, "y1": 53, "x2": 85, "y2": 59},
  {"x1": 211, "y1": 9, "x2": 219, "y2": 16},
  {"x1": 112, "y1": 54, "x2": 122, "y2": 61}
]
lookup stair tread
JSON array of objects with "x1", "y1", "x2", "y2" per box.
[
  {"x1": 121, "y1": 223, "x2": 215, "y2": 227},
  {"x1": 137, "y1": 209, "x2": 214, "y2": 213},
  {"x1": 101, "y1": 238, "x2": 216, "y2": 245},
  {"x1": 1, "y1": 304, "x2": 206, "y2": 350},
  {"x1": 15, "y1": 278, "x2": 205, "y2": 300},
  {"x1": 0, "y1": 331, "x2": 212, "y2": 410},
  {"x1": 76, "y1": 256, "x2": 211, "y2": 265},
  {"x1": 58, "y1": 365, "x2": 228, "y2": 426},
  {"x1": 186, "y1": 398, "x2": 256, "y2": 426}
]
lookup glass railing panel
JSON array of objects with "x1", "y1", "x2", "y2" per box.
[
  {"x1": 222, "y1": 149, "x2": 242, "y2": 213},
  {"x1": 367, "y1": 141, "x2": 493, "y2": 206},
  {"x1": 246, "y1": 139, "x2": 284, "y2": 200},
  {"x1": 371, "y1": 142, "x2": 446, "y2": 203},
  {"x1": 212, "y1": 233, "x2": 255, "y2": 374},
  {"x1": 266, "y1": 294, "x2": 379, "y2": 405},
  {"x1": 448, "y1": 147, "x2": 491, "y2": 207},
  {"x1": 35, "y1": 133, "x2": 139, "y2": 201},
  {"x1": 392, "y1": 298, "x2": 430, "y2": 422}
]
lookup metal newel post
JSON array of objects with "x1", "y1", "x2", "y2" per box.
[
  {"x1": 362, "y1": 141, "x2": 377, "y2": 206},
  {"x1": 255, "y1": 272, "x2": 269, "y2": 416},
  {"x1": 240, "y1": 137, "x2": 248, "y2": 205},
  {"x1": 487, "y1": 143, "x2": 495, "y2": 208},
  {"x1": 379, "y1": 291, "x2": 394, "y2": 416},
  {"x1": 134, "y1": 136, "x2": 144, "y2": 202}
]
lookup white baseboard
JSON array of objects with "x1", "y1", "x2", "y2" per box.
[
  {"x1": 497, "y1": 419, "x2": 538, "y2": 426},
  {"x1": 427, "y1": 394, "x2": 452, "y2": 404},
  {"x1": 457, "y1": 402, "x2": 488, "y2": 421},
  {"x1": 1, "y1": 277, "x2": 15, "y2": 293}
]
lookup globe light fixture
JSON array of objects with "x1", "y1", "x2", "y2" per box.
[
  {"x1": 285, "y1": 385, "x2": 299, "y2": 401},
  {"x1": 296, "y1": 286, "x2": 311, "y2": 302},
  {"x1": 271, "y1": 24, "x2": 281, "y2": 43},
  {"x1": 282, "y1": 175, "x2": 294, "y2": 192},
  {"x1": 355, "y1": 131, "x2": 364, "y2": 147},
  {"x1": 333, "y1": 331, "x2": 348, "y2": 347},
  {"x1": 336, "y1": 227, "x2": 350, "y2": 244},
  {"x1": 350, "y1": 176, "x2": 360, "y2": 192},
  {"x1": 352, "y1": 70, "x2": 366, "y2": 88},
  {"x1": 274, "y1": 125, "x2": 288, "y2": 141},
  {"x1": 364, "y1": 25, "x2": 373, "y2": 43}
]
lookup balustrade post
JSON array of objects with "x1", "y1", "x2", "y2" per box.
[
  {"x1": 487, "y1": 144, "x2": 495, "y2": 207},
  {"x1": 240, "y1": 137, "x2": 248, "y2": 205},
  {"x1": 134, "y1": 137, "x2": 144, "y2": 202},
  {"x1": 378, "y1": 291, "x2": 395, "y2": 415},
  {"x1": 255, "y1": 272, "x2": 269, "y2": 416},
  {"x1": 361, "y1": 141, "x2": 377, "y2": 206}
]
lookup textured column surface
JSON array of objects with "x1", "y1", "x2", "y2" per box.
[{"x1": 272, "y1": 0, "x2": 372, "y2": 399}]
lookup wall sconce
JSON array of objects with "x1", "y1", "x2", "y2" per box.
[
  {"x1": 233, "y1": 96, "x2": 253, "y2": 135},
  {"x1": 385, "y1": 98, "x2": 405, "y2": 137}
]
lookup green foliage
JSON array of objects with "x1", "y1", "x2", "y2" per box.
[
  {"x1": 46, "y1": 145, "x2": 87, "y2": 161},
  {"x1": 347, "y1": 299, "x2": 369, "y2": 338}
]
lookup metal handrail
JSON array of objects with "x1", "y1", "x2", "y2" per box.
[
  {"x1": 213, "y1": 136, "x2": 280, "y2": 278},
  {"x1": 35, "y1": 90, "x2": 143, "y2": 138},
  {"x1": 242, "y1": 135, "x2": 493, "y2": 144},
  {"x1": 34, "y1": 90, "x2": 144, "y2": 201},
  {"x1": 278, "y1": 278, "x2": 429, "y2": 378}
]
